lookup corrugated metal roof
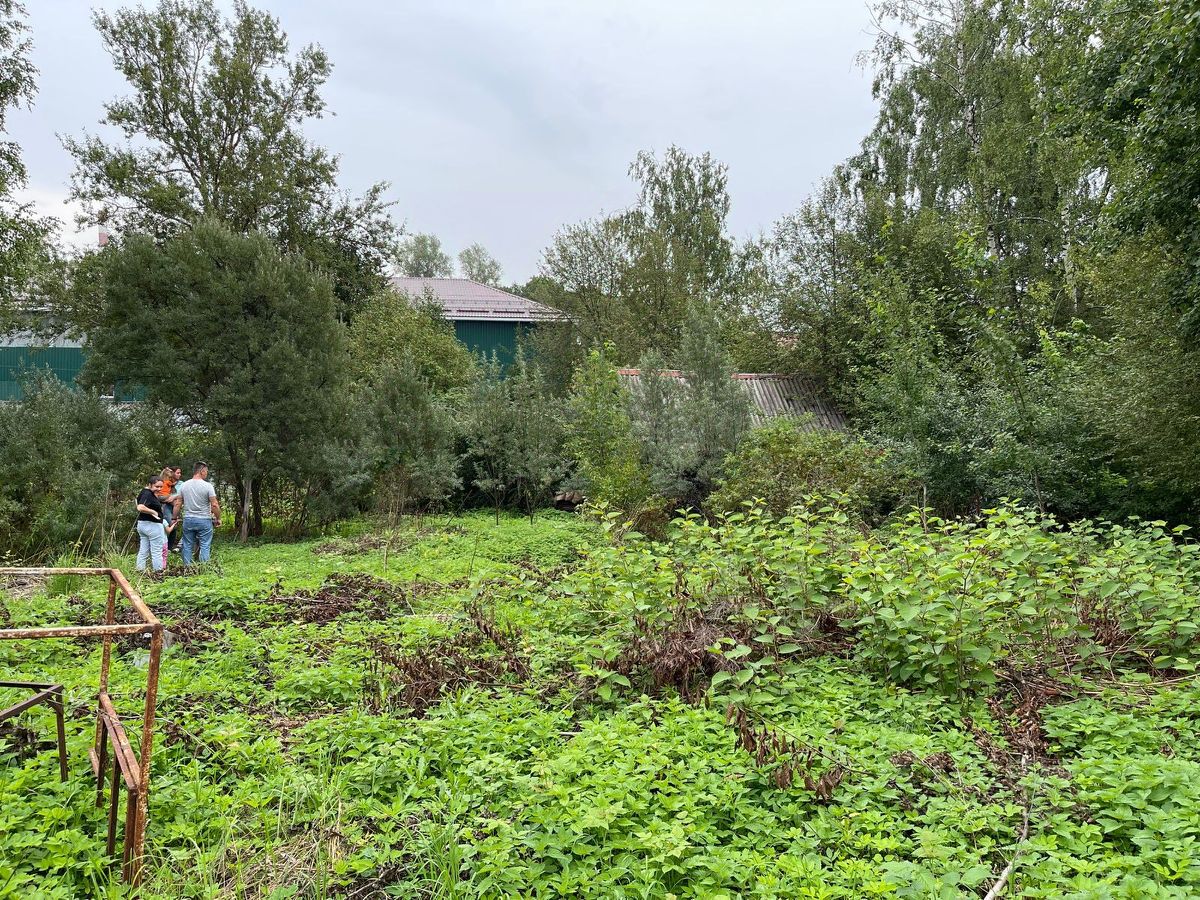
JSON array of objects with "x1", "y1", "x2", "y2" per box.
[
  {"x1": 617, "y1": 369, "x2": 847, "y2": 430},
  {"x1": 0, "y1": 331, "x2": 83, "y2": 349},
  {"x1": 390, "y1": 277, "x2": 562, "y2": 323}
]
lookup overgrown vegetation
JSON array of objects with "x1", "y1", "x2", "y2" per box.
[{"x1": 4, "y1": 505, "x2": 1200, "y2": 897}]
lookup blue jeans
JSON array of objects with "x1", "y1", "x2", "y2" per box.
[
  {"x1": 181, "y1": 517, "x2": 214, "y2": 565},
  {"x1": 136, "y1": 520, "x2": 165, "y2": 572}
]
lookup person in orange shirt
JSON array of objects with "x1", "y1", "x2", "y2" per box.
[{"x1": 157, "y1": 466, "x2": 182, "y2": 553}]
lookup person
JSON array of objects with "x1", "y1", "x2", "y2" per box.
[
  {"x1": 135, "y1": 475, "x2": 167, "y2": 573},
  {"x1": 156, "y1": 466, "x2": 181, "y2": 552},
  {"x1": 175, "y1": 461, "x2": 221, "y2": 565}
]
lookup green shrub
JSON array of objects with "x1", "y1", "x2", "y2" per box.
[
  {"x1": 710, "y1": 418, "x2": 896, "y2": 520},
  {"x1": 565, "y1": 349, "x2": 652, "y2": 512},
  {"x1": 0, "y1": 375, "x2": 187, "y2": 560}
]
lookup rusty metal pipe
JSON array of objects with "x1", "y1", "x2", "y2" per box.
[{"x1": 0, "y1": 623, "x2": 153, "y2": 640}]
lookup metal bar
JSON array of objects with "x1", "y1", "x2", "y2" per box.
[
  {"x1": 106, "y1": 756, "x2": 120, "y2": 857},
  {"x1": 0, "y1": 623, "x2": 154, "y2": 640},
  {"x1": 51, "y1": 689, "x2": 67, "y2": 782},
  {"x1": 0, "y1": 680, "x2": 59, "y2": 689},
  {"x1": 122, "y1": 786, "x2": 140, "y2": 884},
  {"x1": 0, "y1": 685, "x2": 61, "y2": 721},
  {"x1": 0, "y1": 567, "x2": 112, "y2": 576},
  {"x1": 100, "y1": 579, "x2": 117, "y2": 695},
  {"x1": 109, "y1": 569, "x2": 161, "y2": 628},
  {"x1": 129, "y1": 623, "x2": 162, "y2": 887},
  {"x1": 98, "y1": 695, "x2": 140, "y2": 792},
  {"x1": 93, "y1": 716, "x2": 108, "y2": 808}
]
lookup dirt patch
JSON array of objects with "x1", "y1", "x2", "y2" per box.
[
  {"x1": 0, "y1": 573, "x2": 45, "y2": 601},
  {"x1": 272, "y1": 573, "x2": 412, "y2": 624}
]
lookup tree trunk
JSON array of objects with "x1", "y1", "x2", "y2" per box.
[
  {"x1": 251, "y1": 478, "x2": 264, "y2": 537},
  {"x1": 239, "y1": 474, "x2": 253, "y2": 543}
]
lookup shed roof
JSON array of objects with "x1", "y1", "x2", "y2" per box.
[
  {"x1": 390, "y1": 277, "x2": 561, "y2": 323},
  {"x1": 617, "y1": 369, "x2": 847, "y2": 430}
]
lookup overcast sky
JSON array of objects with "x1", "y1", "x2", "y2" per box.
[{"x1": 11, "y1": 0, "x2": 880, "y2": 282}]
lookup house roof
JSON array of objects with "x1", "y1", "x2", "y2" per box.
[
  {"x1": 617, "y1": 369, "x2": 847, "y2": 430},
  {"x1": 390, "y1": 277, "x2": 561, "y2": 323}
]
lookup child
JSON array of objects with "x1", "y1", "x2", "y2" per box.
[{"x1": 162, "y1": 518, "x2": 178, "y2": 570}]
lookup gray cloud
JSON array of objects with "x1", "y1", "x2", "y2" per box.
[{"x1": 11, "y1": 0, "x2": 879, "y2": 279}]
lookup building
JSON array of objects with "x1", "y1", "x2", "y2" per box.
[
  {"x1": 391, "y1": 277, "x2": 561, "y2": 365},
  {"x1": 0, "y1": 332, "x2": 86, "y2": 401},
  {"x1": 616, "y1": 368, "x2": 847, "y2": 429}
]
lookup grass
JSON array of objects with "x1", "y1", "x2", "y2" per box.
[{"x1": 0, "y1": 508, "x2": 1198, "y2": 898}]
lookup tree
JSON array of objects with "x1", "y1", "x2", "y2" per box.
[
  {"x1": 1070, "y1": 0, "x2": 1200, "y2": 336},
  {"x1": 461, "y1": 352, "x2": 566, "y2": 521},
  {"x1": 565, "y1": 348, "x2": 650, "y2": 511},
  {"x1": 627, "y1": 350, "x2": 691, "y2": 499},
  {"x1": 81, "y1": 220, "x2": 351, "y2": 540},
  {"x1": 347, "y1": 287, "x2": 474, "y2": 392},
  {"x1": 535, "y1": 146, "x2": 738, "y2": 363},
  {"x1": 62, "y1": 0, "x2": 398, "y2": 318},
  {"x1": 366, "y1": 363, "x2": 460, "y2": 521},
  {"x1": 458, "y1": 242, "x2": 501, "y2": 285},
  {"x1": 0, "y1": 0, "x2": 53, "y2": 330},
  {"x1": 674, "y1": 301, "x2": 751, "y2": 497},
  {"x1": 398, "y1": 232, "x2": 453, "y2": 278}
]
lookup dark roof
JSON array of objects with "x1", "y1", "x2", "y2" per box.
[
  {"x1": 617, "y1": 369, "x2": 847, "y2": 430},
  {"x1": 390, "y1": 277, "x2": 561, "y2": 323}
]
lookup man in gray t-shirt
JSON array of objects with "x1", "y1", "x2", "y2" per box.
[{"x1": 173, "y1": 462, "x2": 221, "y2": 565}]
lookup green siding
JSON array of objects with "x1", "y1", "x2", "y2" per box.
[
  {"x1": 0, "y1": 344, "x2": 140, "y2": 401},
  {"x1": 453, "y1": 321, "x2": 535, "y2": 367},
  {"x1": 0, "y1": 345, "x2": 86, "y2": 401}
]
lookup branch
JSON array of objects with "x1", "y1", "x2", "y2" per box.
[{"x1": 984, "y1": 766, "x2": 1031, "y2": 900}]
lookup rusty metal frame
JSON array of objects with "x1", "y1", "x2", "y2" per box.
[
  {"x1": 0, "y1": 567, "x2": 162, "y2": 887},
  {"x1": 0, "y1": 680, "x2": 68, "y2": 781}
]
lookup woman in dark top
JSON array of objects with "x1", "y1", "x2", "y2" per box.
[{"x1": 135, "y1": 475, "x2": 167, "y2": 572}]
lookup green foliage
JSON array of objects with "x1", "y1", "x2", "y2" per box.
[
  {"x1": 564, "y1": 348, "x2": 651, "y2": 512},
  {"x1": 0, "y1": 375, "x2": 186, "y2": 559},
  {"x1": 457, "y1": 242, "x2": 501, "y2": 285},
  {"x1": 711, "y1": 418, "x2": 896, "y2": 519},
  {"x1": 346, "y1": 287, "x2": 474, "y2": 393},
  {"x1": 0, "y1": 0, "x2": 54, "y2": 332},
  {"x1": 397, "y1": 232, "x2": 453, "y2": 278},
  {"x1": 663, "y1": 301, "x2": 751, "y2": 501},
  {"x1": 1073, "y1": 0, "x2": 1200, "y2": 332},
  {"x1": 62, "y1": 0, "x2": 397, "y2": 318},
  {"x1": 461, "y1": 353, "x2": 567, "y2": 521},
  {"x1": 366, "y1": 364, "x2": 461, "y2": 519},
  {"x1": 4, "y1": 508, "x2": 1200, "y2": 897},
  {"x1": 537, "y1": 147, "x2": 740, "y2": 363},
  {"x1": 82, "y1": 219, "x2": 353, "y2": 538}
]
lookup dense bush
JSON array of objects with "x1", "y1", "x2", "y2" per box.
[
  {"x1": 0, "y1": 376, "x2": 189, "y2": 559},
  {"x1": 710, "y1": 418, "x2": 897, "y2": 519},
  {"x1": 347, "y1": 286, "x2": 475, "y2": 392},
  {"x1": 461, "y1": 353, "x2": 567, "y2": 521},
  {"x1": 565, "y1": 349, "x2": 651, "y2": 512},
  {"x1": 569, "y1": 502, "x2": 1200, "y2": 700}
]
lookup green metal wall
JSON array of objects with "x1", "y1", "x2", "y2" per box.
[
  {"x1": 0, "y1": 345, "x2": 86, "y2": 401},
  {"x1": 453, "y1": 321, "x2": 535, "y2": 367}
]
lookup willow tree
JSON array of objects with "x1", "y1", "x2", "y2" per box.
[{"x1": 63, "y1": 0, "x2": 398, "y2": 319}]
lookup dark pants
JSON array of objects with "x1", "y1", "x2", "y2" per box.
[{"x1": 162, "y1": 505, "x2": 179, "y2": 549}]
